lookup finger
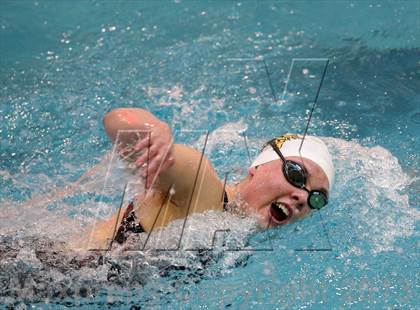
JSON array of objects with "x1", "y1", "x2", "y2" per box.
[
  {"x1": 149, "y1": 153, "x2": 175, "y2": 177},
  {"x1": 145, "y1": 174, "x2": 156, "y2": 189},
  {"x1": 135, "y1": 146, "x2": 158, "y2": 166},
  {"x1": 119, "y1": 147, "x2": 137, "y2": 161},
  {"x1": 158, "y1": 142, "x2": 174, "y2": 157},
  {"x1": 134, "y1": 135, "x2": 152, "y2": 152},
  {"x1": 142, "y1": 155, "x2": 162, "y2": 178},
  {"x1": 135, "y1": 152, "x2": 149, "y2": 167},
  {"x1": 142, "y1": 156, "x2": 174, "y2": 188},
  {"x1": 143, "y1": 167, "x2": 160, "y2": 188}
]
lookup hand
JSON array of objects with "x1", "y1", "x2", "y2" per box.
[{"x1": 133, "y1": 121, "x2": 174, "y2": 188}]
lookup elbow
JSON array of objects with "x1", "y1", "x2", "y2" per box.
[
  {"x1": 102, "y1": 108, "x2": 132, "y2": 142},
  {"x1": 103, "y1": 107, "x2": 160, "y2": 143},
  {"x1": 103, "y1": 108, "x2": 127, "y2": 127},
  {"x1": 102, "y1": 107, "x2": 152, "y2": 143}
]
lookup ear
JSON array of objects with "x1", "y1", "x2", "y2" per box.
[{"x1": 248, "y1": 165, "x2": 258, "y2": 178}]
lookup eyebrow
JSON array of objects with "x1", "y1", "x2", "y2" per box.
[
  {"x1": 319, "y1": 187, "x2": 329, "y2": 198},
  {"x1": 299, "y1": 157, "x2": 329, "y2": 197}
]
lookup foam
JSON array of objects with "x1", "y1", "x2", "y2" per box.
[
  {"x1": 323, "y1": 137, "x2": 419, "y2": 253},
  {"x1": 1, "y1": 132, "x2": 418, "y2": 304}
]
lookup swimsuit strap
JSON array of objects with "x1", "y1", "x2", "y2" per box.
[
  {"x1": 114, "y1": 201, "x2": 145, "y2": 244},
  {"x1": 115, "y1": 191, "x2": 229, "y2": 244},
  {"x1": 223, "y1": 190, "x2": 229, "y2": 211}
]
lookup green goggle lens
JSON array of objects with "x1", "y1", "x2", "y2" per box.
[{"x1": 308, "y1": 191, "x2": 328, "y2": 210}]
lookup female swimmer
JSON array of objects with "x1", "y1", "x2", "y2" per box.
[{"x1": 85, "y1": 108, "x2": 334, "y2": 249}]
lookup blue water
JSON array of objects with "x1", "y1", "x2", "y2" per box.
[{"x1": 1, "y1": 0, "x2": 419, "y2": 309}]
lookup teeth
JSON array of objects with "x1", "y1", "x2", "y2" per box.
[{"x1": 276, "y1": 203, "x2": 289, "y2": 216}]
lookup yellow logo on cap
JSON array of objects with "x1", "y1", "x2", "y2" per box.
[{"x1": 263, "y1": 134, "x2": 299, "y2": 150}]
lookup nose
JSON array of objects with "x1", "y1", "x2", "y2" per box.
[{"x1": 290, "y1": 189, "x2": 308, "y2": 210}]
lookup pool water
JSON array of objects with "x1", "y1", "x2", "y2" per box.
[{"x1": 0, "y1": 0, "x2": 419, "y2": 308}]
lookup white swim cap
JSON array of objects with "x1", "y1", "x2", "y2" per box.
[{"x1": 250, "y1": 134, "x2": 335, "y2": 189}]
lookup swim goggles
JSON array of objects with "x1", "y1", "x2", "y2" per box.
[{"x1": 266, "y1": 139, "x2": 328, "y2": 210}]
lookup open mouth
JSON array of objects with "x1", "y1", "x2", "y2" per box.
[{"x1": 270, "y1": 202, "x2": 291, "y2": 223}]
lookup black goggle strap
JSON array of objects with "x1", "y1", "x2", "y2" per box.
[{"x1": 267, "y1": 140, "x2": 286, "y2": 162}]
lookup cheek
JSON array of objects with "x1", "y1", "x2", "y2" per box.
[
  {"x1": 294, "y1": 207, "x2": 311, "y2": 219},
  {"x1": 252, "y1": 176, "x2": 285, "y2": 205}
]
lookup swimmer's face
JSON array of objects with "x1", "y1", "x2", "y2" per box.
[{"x1": 239, "y1": 157, "x2": 329, "y2": 228}]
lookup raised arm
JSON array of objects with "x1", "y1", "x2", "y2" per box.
[{"x1": 103, "y1": 108, "x2": 224, "y2": 211}]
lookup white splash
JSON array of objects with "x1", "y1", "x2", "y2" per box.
[
  {"x1": 324, "y1": 137, "x2": 419, "y2": 253},
  {"x1": 192, "y1": 119, "x2": 248, "y2": 151}
]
